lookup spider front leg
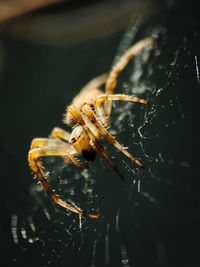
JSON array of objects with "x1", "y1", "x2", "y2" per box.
[
  {"x1": 94, "y1": 93, "x2": 148, "y2": 125},
  {"x1": 82, "y1": 104, "x2": 145, "y2": 168},
  {"x1": 74, "y1": 73, "x2": 108, "y2": 96},
  {"x1": 50, "y1": 127, "x2": 71, "y2": 141},
  {"x1": 105, "y1": 37, "x2": 154, "y2": 115},
  {"x1": 28, "y1": 139, "x2": 99, "y2": 219}
]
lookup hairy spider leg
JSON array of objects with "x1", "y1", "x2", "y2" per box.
[
  {"x1": 30, "y1": 138, "x2": 86, "y2": 168},
  {"x1": 82, "y1": 104, "x2": 145, "y2": 168},
  {"x1": 28, "y1": 139, "x2": 99, "y2": 219},
  {"x1": 73, "y1": 73, "x2": 108, "y2": 100},
  {"x1": 49, "y1": 127, "x2": 87, "y2": 166},
  {"x1": 105, "y1": 37, "x2": 155, "y2": 116},
  {"x1": 50, "y1": 127, "x2": 71, "y2": 141},
  {"x1": 94, "y1": 93, "x2": 148, "y2": 126},
  {"x1": 68, "y1": 105, "x2": 125, "y2": 180}
]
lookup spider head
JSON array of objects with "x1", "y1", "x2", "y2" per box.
[{"x1": 69, "y1": 125, "x2": 96, "y2": 161}]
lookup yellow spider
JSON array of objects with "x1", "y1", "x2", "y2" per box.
[{"x1": 28, "y1": 37, "x2": 154, "y2": 219}]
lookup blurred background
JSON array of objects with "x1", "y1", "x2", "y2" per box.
[{"x1": 0, "y1": 0, "x2": 200, "y2": 266}]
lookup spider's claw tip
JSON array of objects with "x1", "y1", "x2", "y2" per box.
[
  {"x1": 141, "y1": 165, "x2": 145, "y2": 169},
  {"x1": 82, "y1": 211, "x2": 99, "y2": 219}
]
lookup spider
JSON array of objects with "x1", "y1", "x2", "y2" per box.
[{"x1": 28, "y1": 37, "x2": 154, "y2": 219}]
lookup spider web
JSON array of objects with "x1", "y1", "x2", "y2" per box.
[{"x1": 7, "y1": 1, "x2": 200, "y2": 267}]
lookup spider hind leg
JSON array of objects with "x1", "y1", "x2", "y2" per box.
[{"x1": 28, "y1": 139, "x2": 99, "y2": 219}]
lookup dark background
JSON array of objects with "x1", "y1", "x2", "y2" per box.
[{"x1": 1, "y1": 0, "x2": 200, "y2": 266}]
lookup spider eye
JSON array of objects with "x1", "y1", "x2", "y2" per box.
[
  {"x1": 70, "y1": 137, "x2": 76, "y2": 144},
  {"x1": 82, "y1": 149, "x2": 96, "y2": 162}
]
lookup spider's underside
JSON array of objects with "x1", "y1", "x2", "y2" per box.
[{"x1": 28, "y1": 37, "x2": 154, "y2": 219}]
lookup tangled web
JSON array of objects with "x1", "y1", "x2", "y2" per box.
[{"x1": 10, "y1": 4, "x2": 200, "y2": 267}]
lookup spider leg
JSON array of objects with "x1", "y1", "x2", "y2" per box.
[
  {"x1": 31, "y1": 137, "x2": 66, "y2": 148},
  {"x1": 68, "y1": 105, "x2": 125, "y2": 180},
  {"x1": 71, "y1": 73, "x2": 108, "y2": 106},
  {"x1": 94, "y1": 93, "x2": 148, "y2": 125},
  {"x1": 82, "y1": 104, "x2": 145, "y2": 168},
  {"x1": 31, "y1": 138, "x2": 86, "y2": 168},
  {"x1": 105, "y1": 37, "x2": 154, "y2": 116},
  {"x1": 28, "y1": 142, "x2": 99, "y2": 219},
  {"x1": 49, "y1": 128, "x2": 81, "y2": 166},
  {"x1": 79, "y1": 73, "x2": 108, "y2": 92},
  {"x1": 50, "y1": 127, "x2": 71, "y2": 141}
]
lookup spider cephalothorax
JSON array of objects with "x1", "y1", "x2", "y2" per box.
[
  {"x1": 28, "y1": 37, "x2": 154, "y2": 219},
  {"x1": 68, "y1": 125, "x2": 96, "y2": 161}
]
